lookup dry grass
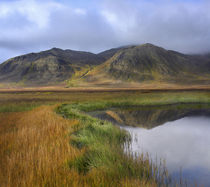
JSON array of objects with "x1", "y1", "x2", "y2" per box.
[
  {"x1": 0, "y1": 105, "x2": 85, "y2": 187},
  {"x1": 1, "y1": 90, "x2": 209, "y2": 186},
  {"x1": 0, "y1": 105, "x2": 157, "y2": 187},
  {"x1": 1, "y1": 83, "x2": 210, "y2": 92}
]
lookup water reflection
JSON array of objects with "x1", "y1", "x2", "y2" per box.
[
  {"x1": 90, "y1": 104, "x2": 210, "y2": 129},
  {"x1": 88, "y1": 104, "x2": 210, "y2": 186},
  {"x1": 123, "y1": 116, "x2": 210, "y2": 185}
]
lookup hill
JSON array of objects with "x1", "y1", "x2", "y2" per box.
[
  {"x1": 77, "y1": 44, "x2": 210, "y2": 86},
  {"x1": 0, "y1": 48, "x2": 105, "y2": 85},
  {"x1": 0, "y1": 43, "x2": 210, "y2": 87}
]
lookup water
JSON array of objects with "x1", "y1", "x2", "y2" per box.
[
  {"x1": 89, "y1": 104, "x2": 210, "y2": 186},
  {"x1": 123, "y1": 116, "x2": 210, "y2": 186}
]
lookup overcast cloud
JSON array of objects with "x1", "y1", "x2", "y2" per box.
[{"x1": 0, "y1": 0, "x2": 210, "y2": 62}]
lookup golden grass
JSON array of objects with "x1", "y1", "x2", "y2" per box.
[
  {"x1": 0, "y1": 105, "x2": 85, "y2": 186},
  {"x1": 1, "y1": 91, "x2": 209, "y2": 186},
  {"x1": 0, "y1": 105, "x2": 157, "y2": 187}
]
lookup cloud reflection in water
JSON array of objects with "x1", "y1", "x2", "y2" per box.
[{"x1": 123, "y1": 116, "x2": 210, "y2": 185}]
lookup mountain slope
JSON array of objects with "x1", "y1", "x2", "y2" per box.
[
  {"x1": 79, "y1": 44, "x2": 210, "y2": 86},
  {"x1": 0, "y1": 48, "x2": 105, "y2": 85},
  {"x1": 0, "y1": 44, "x2": 210, "y2": 87},
  {"x1": 97, "y1": 45, "x2": 135, "y2": 60}
]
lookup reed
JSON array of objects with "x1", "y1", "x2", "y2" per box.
[
  {"x1": 1, "y1": 90, "x2": 210, "y2": 186},
  {"x1": 0, "y1": 105, "x2": 158, "y2": 186},
  {"x1": 0, "y1": 106, "x2": 84, "y2": 186},
  {"x1": 57, "y1": 104, "x2": 172, "y2": 186}
]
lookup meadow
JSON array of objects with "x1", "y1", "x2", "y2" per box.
[{"x1": 1, "y1": 90, "x2": 210, "y2": 186}]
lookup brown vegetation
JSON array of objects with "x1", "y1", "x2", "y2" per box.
[
  {"x1": 1, "y1": 83, "x2": 210, "y2": 92},
  {"x1": 0, "y1": 106, "x2": 83, "y2": 186},
  {"x1": 0, "y1": 105, "x2": 157, "y2": 187},
  {"x1": 1, "y1": 90, "x2": 210, "y2": 186}
]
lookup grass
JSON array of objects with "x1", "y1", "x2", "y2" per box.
[
  {"x1": 1, "y1": 90, "x2": 209, "y2": 113},
  {"x1": 0, "y1": 103, "x2": 40, "y2": 112},
  {"x1": 0, "y1": 106, "x2": 84, "y2": 186},
  {"x1": 57, "y1": 104, "x2": 169, "y2": 186},
  {"x1": 0, "y1": 90, "x2": 210, "y2": 186},
  {"x1": 0, "y1": 104, "x2": 159, "y2": 187},
  {"x1": 72, "y1": 91, "x2": 210, "y2": 112},
  {"x1": 56, "y1": 91, "x2": 210, "y2": 186}
]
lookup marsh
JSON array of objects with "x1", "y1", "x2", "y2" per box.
[{"x1": 90, "y1": 104, "x2": 210, "y2": 186}]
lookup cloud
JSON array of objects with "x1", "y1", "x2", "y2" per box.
[
  {"x1": 74, "y1": 8, "x2": 87, "y2": 15},
  {"x1": 0, "y1": 0, "x2": 117, "y2": 62},
  {"x1": 101, "y1": 0, "x2": 210, "y2": 54},
  {"x1": 0, "y1": 0, "x2": 210, "y2": 62},
  {"x1": 0, "y1": 0, "x2": 60, "y2": 30}
]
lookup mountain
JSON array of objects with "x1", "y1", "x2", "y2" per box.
[
  {"x1": 0, "y1": 43, "x2": 210, "y2": 87},
  {"x1": 0, "y1": 48, "x2": 105, "y2": 85},
  {"x1": 97, "y1": 45, "x2": 135, "y2": 60},
  {"x1": 79, "y1": 44, "x2": 210, "y2": 86}
]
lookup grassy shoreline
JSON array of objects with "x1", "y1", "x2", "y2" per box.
[
  {"x1": 57, "y1": 104, "x2": 170, "y2": 186},
  {"x1": 1, "y1": 90, "x2": 210, "y2": 113},
  {"x1": 55, "y1": 92, "x2": 210, "y2": 186},
  {"x1": 1, "y1": 91, "x2": 210, "y2": 186},
  {"x1": 71, "y1": 92, "x2": 210, "y2": 112}
]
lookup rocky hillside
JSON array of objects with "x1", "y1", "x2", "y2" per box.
[
  {"x1": 0, "y1": 44, "x2": 210, "y2": 86},
  {"x1": 81, "y1": 44, "x2": 210, "y2": 85},
  {"x1": 0, "y1": 48, "x2": 105, "y2": 85}
]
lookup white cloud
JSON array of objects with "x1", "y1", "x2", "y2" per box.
[
  {"x1": 0, "y1": 4, "x2": 10, "y2": 18},
  {"x1": 101, "y1": 0, "x2": 210, "y2": 53},
  {"x1": 0, "y1": 0, "x2": 210, "y2": 62},
  {"x1": 0, "y1": 0, "x2": 117, "y2": 62},
  {"x1": 74, "y1": 8, "x2": 87, "y2": 15},
  {"x1": 0, "y1": 0, "x2": 62, "y2": 29}
]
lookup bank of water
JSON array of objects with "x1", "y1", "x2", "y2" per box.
[{"x1": 88, "y1": 104, "x2": 210, "y2": 186}]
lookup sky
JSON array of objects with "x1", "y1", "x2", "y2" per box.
[{"x1": 0, "y1": 0, "x2": 210, "y2": 62}]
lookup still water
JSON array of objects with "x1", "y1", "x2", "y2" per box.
[
  {"x1": 89, "y1": 104, "x2": 210, "y2": 186},
  {"x1": 123, "y1": 116, "x2": 210, "y2": 186}
]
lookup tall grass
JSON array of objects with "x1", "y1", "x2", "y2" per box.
[
  {"x1": 1, "y1": 91, "x2": 210, "y2": 186},
  {"x1": 0, "y1": 106, "x2": 85, "y2": 186},
  {"x1": 0, "y1": 105, "x2": 158, "y2": 186},
  {"x1": 56, "y1": 91, "x2": 210, "y2": 186},
  {"x1": 57, "y1": 104, "x2": 172, "y2": 186}
]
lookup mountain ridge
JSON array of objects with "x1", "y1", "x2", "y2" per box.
[
  {"x1": 0, "y1": 43, "x2": 210, "y2": 87},
  {"x1": 76, "y1": 43, "x2": 210, "y2": 86}
]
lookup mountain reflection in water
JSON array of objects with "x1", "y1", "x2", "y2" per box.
[{"x1": 88, "y1": 104, "x2": 210, "y2": 186}]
